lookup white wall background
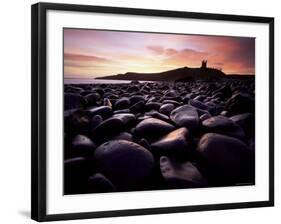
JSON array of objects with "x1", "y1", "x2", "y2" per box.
[{"x1": 0, "y1": 0, "x2": 279, "y2": 223}]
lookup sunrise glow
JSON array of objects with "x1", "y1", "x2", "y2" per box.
[{"x1": 64, "y1": 29, "x2": 255, "y2": 78}]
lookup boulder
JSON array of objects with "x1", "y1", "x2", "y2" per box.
[
  {"x1": 170, "y1": 105, "x2": 199, "y2": 130},
  {"x1": 94, "y1": 140, "x2": 154, "y2": 190}
]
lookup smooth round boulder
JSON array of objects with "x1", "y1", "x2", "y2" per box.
[
  {"x1": 130, "y1": 95, "x2": 145, "y2": 105},
  {"x1": 196, "y1": 133, "x2": 254, "y2": 185},
  {"x1": 138, "y1": 138, "x2": 150, "y2": 150},
  {"x1": 65, "y1": 86, "x2": 84, "y2": 94},
  {"x1": 230, "y1": 113, "x2": 254, "y2": 137},
  {"x1": 160, "y1": 156, "x2": 208, "y2": 188},
  {"x1": 145, "y1": 102, "x2": 162, "y2": 111},
  {"x1": 114, "y1": 97, "x2": 130, "y2": 110},
  {"x1": 200, "y1": 113, "x2": 211, "y2": 122},
  {"x1": 151, "y1": 127, "x2": 190, "y2": 158},
  {"x1": 135, "y1": 118, "x2": 175, "y2": 140},
  {"x1": 225, "y1": 93, "x2": 254, "y2": 116},
  {"x1": 90, "y1": 114, "x2": 103, "y2": 129},
  {"x1": 189, "y1": 99, "x2": 209, "y2": 111},
  {"x1": 92, "y1": 117, "x2": 124, "y2": 142},
  {"x1": 159, "y1": 103, "x2": 175, "y2": 116},
  {"x1": 113, "y1": 113, "x2": 136, "y2": 127},
  {"x1": 88, "y1": 173, "x2": 116, "y2": 193},
  {"x1": 71, "y1": 134, "x2": 96, "y2": 158},
  {"x1": 84, "y1": 92, "x2": 101, "y2": 106},
  {"x1": 162, "y1": 99, "x2": 181, "y2": 107},
  {"x1": 112, "y1": 132, "x2": 133, "y2": 141},
  {"x1": 113, "y1": 109, "x2": 130, "y2": 114},
  {"x1": 170, "y1": 105, "x2": 199, "y2": 130},
  {"x1": 94, "y1": 140, "x2": 154, "y2": 190},
  {"x1": 87, "y1": 106, "x2": 112, "y2": 118},
  {"x1": 130, "y1": 101, "x2": 146, "y2": 114},
  {"x1": 145, "y1": 111, "x2": 170, "y2": 123},
  {"x1": 202, "y1": 115, "x2": 245, "y2": 140}
]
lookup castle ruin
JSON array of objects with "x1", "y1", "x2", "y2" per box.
[{"x1": 201, "y1": 60, "x2": 207, "y2": 69}]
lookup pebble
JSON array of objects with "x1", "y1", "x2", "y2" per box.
[
  {"x1": 202, "y1": 115, "x2": 245, "y2": 140},
  {"x1": 88, "y1": 173, "x2": 116, "y2": 193},
  {"x1": 151, "y1": 127, "x2": 190, "y2": 158},
  {"x1": 170, "y1": 105, "x2": 199, "y2": 130},
  {"x1": 135, "y1": 118, "x2": 175, "y2": 140},
  {"x1": 160, "y1": 156, "x2": 208, "y2": 188},
  {"x1": 71, "y1": 134, "x2": 96, "y2": 158},
  {"x1": 159, "y1": 103, "x2": 175, "y2": 115},
  {"x1": 94, "y1": 140, "x2": 154, "y2": 190},
  {"x1": 197, "y1": 133, "x2": 253, "y2": 184}
]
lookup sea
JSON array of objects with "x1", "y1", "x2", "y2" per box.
[{"x1": 64, "y1": 78, "x2": 153, "y2": 85}]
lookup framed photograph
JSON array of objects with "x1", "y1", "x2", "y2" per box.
[{"x1": 31, "y1": 2, "x2": 274, "y2": 222}]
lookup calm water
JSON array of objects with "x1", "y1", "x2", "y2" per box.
[{"x1": 64, "y1": 78, "x2": 153, "y2": 85}]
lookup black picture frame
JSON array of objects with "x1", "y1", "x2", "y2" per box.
[{"x1": 31, "y1": 2, "x2": 274, "y2": 222}]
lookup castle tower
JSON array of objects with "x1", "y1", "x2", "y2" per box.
[{"x1": 201, "y1": 60, "x2": 207, "y2": 68}]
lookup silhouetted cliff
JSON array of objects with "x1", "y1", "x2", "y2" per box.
[{"x1": 96, "y1": 66, "x2": 226, "y2": 82}]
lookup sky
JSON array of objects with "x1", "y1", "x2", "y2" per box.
[{"x1": 64, "y1": 28, "x2": 255, "y2": 78}]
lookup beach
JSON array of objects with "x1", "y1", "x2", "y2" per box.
[{"x1": 64, "y1": 78, "x2": 255, "y2": 194}]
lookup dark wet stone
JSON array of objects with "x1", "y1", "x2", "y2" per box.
[
  {"x1": 170, "y1": 105, "x2": 199, "y2": 130},
  {"x1": 138, "y1": 138, "x2": 150, "y2": 150},
  {"x1": 216, "y1": 85, "x2": 232, "y2": 98},
  {"x1": 87, "y1": 106, "x2": 112, "y2": 117},
  {"x1": 94, "y1": 140, "x2": 154, "y2": 190},
  {"x1": 202, "y1": 115, "x2": 245, "y2": 140},
  {"x1": 112, "y1": 132, "x2": 133, "y2": 141},
  {"x1": 64, "y1": 157, "x2": 94, "y2": 194},
  {"x1": 130, "y1": 101, "x2": 146, "y2": 114},
  {"x1": 145, "y1": 111, "x2": 170, "y2": 123},
  {"x1": 194, "y1": 95, "x2": 206, "y2": 102},
  {"x1": 64, "y1": 93, "x2": 86, "y2": 110},
  {"x1": 200, "y1": 113, "x2": 211, "y2": 122},
  {"x1": 71, "y1": 134, "x2": 96, "y2": 158},
  {"x1": 162, "y1": 100, "x2": 181, "y2": 106},
  {"x1": 189, "y1": 99, "x2": 209, "y2": 111},
  {"x1": 195, "y1": 108, "x2": 211, "y2": 117},
  {"x1": 91, "y1": 87, "x2": 104, "y2": 96},
  {"x1": 103, "y1": 93, "x2": 119, "y2": 99},
  {"x1": 113, "y1": 109, "x2": 130, "y2": 114},
  {"x1": 130, "y1": 95, "x2": 145, "y2": 105},
  {"x1": 151, "y1": 127, "x2": 190, "y2": 158},
  {"x1": 113, "y1": 113, "x2": 136, "y2": 127},
  {"x1": 90, "y1": 114, "x2": 103, "y2": 129},
  {"x1": 127, "y1": 85, "x2": 139, "y2": 92},
  {"x1": 160, "y1": 156, "x2": 208, "y2": 188},
  {"x1": 88, "y1": 173, "x2": 116, "y2": 193},
  {"x1": 145, "y1": 102, "x2": 162, "y2": 111},
  {"x1": 114, "y1": 97, "x2": 130, "y2": 110},
  {"x1": 225, "y1": 93, "x2": 255, "y2": 116},
  {"x1": 64, "y1": 109, "x2": 90, "y2": 135},
  {"x1": 135, "y1": 118, "x2": 175, "y2": 140},
  {"x1": 164, "y1": 90, "x2": 179, "y2": 98},
  {"x1": 159, "y1": 103, "x2": 175, "y2": 115},
  {"x1": 84, "y1": 92, "x2": 101, "y2": 106},
  {"x1": 65, "y1": 86, "x2": 84, "y2": 94},
  {"x1": 230, "y1": 113, "x2": 255, "y2": 137},
  {"x1": 196, "y1": 133, "x2": 254, "y2": 185},
  {"x1": 92, "y1": 117, "x2": 124, "y2": 142},
  {"x1": 136, "y1": 115, "x2": 152, "y2": 123}
]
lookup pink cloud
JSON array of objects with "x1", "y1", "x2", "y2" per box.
[{"x1": 64, "y1": 53, "x2": 111, "y2": 63}]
